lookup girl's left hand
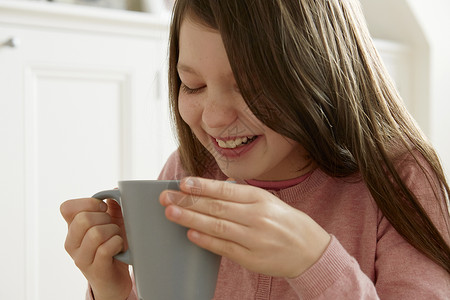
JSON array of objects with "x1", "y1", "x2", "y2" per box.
[{"x1": 159, "y1": 177, "x2": 331, "y2": 278}]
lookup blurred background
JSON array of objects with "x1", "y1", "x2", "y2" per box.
[{"x1": 1, "y1": 0, "x2": 449, "y2": 299}]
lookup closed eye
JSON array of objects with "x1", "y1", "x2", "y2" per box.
[{"x1": 180, "y1": 83, "x2": 205, "y2": 95}]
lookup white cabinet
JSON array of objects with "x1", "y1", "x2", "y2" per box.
[{"x1": 0, "y1": 1, "x2": 176, "y2": 299}]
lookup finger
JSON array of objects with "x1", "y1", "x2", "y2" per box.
[
  {"x1": 105, "y1": 199, "x2": 128, "y2": 251},
  {"x1": 159, "y1": 190, "x2": 195, "y2": 207},
  {"x1": 160, "y1": 191, "x2": 253, "y2": 226},
  {"x1": 179, "y1": 177, "x2": 259, "y2": 203},
  {"x1": 60, "y1": 198, "x2": 107, "y2": 224},
  {"x1": 65, "y1": 212, "x2": 112, "y2": 254},
  {"x1": 94, "y1": 235, "x2": 125, "y2": 266},
  {"x1": 74, "y1": 223, "x2": 122, "y2": 269},
  {"x1": 187, "y1": 229, "x2": 250, "y2": 261},
  {"x1": 106, "y1": 198, "x2": 123, "y2": 219},
  {"x1": 165, "y1": 205, "x2": 249, "y2": 247}
]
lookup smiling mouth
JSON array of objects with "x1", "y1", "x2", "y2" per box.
[{"x1": 215, "y1": 135, "x2": 258, "y2": 149}]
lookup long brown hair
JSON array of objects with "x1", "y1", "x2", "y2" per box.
[{"x1": 168, "y1": 0, "x2": 450, "y2": 273}]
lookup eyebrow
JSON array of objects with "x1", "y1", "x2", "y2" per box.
[
  {"x1": 177, "y1": 63, "x2": 199, "y2": 75},
  {"x1": 177, "y1": 62, "x2": 236, "y2": 81}
]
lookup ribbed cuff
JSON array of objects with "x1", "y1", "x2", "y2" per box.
[{"x1": 286, "y1": 235, "x2": 354, "y2": 300}]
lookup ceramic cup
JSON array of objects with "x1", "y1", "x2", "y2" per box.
[{"x1": 93, "y1": 180, "x2": 220, "y2": 300}]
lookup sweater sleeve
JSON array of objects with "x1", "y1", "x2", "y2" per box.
[
  {"x1": 286, "y1": 235, "x2": 379, "y2": 299},
  {"x1": 286, "y1": 214, "x2": 449, "y2": 300},
  {"x1": 287, "y1": 152, "x2": 450, "y2": 299},
  {"x1": 85, "y1": 274, "x2": 138, "y2": 300}
]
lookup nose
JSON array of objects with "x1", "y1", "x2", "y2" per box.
[{"x1": 202, "y1": 90, "x2": 239, "y2": 130}]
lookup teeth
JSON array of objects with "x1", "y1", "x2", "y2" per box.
[
  {"x1": 216, "y1": 135, "x2": 256, "y2": 149},
  {"x1": 218, "y1": 140, "x2": 227, "y2": 148},
  {"x1": 226, "y1": 140, "x2": 236, "y2": 148}
]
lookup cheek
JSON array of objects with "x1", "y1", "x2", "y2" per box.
[{"x1": 178, "y1": 95, "x2": 202, "y2": 127}]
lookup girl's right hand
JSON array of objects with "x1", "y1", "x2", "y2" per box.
[{"x1": 60, "y1": 198, "x2": 132, "y2": 300}]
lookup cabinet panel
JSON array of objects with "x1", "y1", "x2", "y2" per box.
[
  {"x1": 26, "y1": 65, "x2": 127, "y2": 299},
  {"x1": 0, "y1": 5, "x2": 175, "y2": 299}
]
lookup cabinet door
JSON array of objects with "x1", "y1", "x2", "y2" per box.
[{"x1": 0, "y1": 22, "x2": 175, "y2": 299}]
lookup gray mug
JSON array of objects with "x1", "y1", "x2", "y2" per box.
[{"x1": 93, "y1": 180, "x2": 221, "y2": 300}]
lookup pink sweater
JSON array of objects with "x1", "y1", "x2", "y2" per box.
[{"x1": 87, "y1": 150, "x2": 450, "y2": 299}]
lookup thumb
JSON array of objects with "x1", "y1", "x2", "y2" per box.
[
  {"x1": 106, "y1": 198, "x2": 123, "y2": 219},
  {"x1": 106, "y1": 198, "x2": 128, "y2": 251}
]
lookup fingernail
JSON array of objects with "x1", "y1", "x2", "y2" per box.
[
  {"x1": 166, "y1": 191, "x2": 186, "y2": 206},
  {"x1": 165, "y1": 192, "x2": 176, "y2": 204},
  {"x1": 190, "y1": 230, "x2": 200, "y2": 240},
  {"x1": 184, "y1": 177, "x2": 197, "y2": 188},
  {"x1": 99, "y1": 201, "x2": 108, "y2": 211},
  {"x1": 170, "y1": 206, "x2": 181, "y2": 218}
]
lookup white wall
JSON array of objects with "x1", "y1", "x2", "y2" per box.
[
  {"x1": 360, "y1": 0, "x2": 450, "y2": 175},
  {"x1": 407, "y1": 0, "x2": 450, "y2": 175}
]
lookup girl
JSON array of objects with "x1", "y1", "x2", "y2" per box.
[{"x1": 61, "y1": 0, "x2": 450, "y2": 299}]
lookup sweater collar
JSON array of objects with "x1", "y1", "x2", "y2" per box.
[
  {"x1": 234, "y1": 168, "x2": 330, "y2": 203},
  {"x1": 245, "y1": 171, "x2": 313, "y2": 191}
]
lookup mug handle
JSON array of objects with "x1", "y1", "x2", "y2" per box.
[{"x1": 92, "y1": 189, "x2": 132, "y2": 265}]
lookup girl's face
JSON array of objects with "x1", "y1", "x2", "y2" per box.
[{"x1": 177, "y1": 18, "x2": 313, "y2": 181}]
